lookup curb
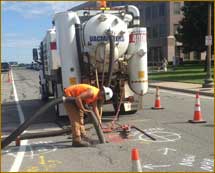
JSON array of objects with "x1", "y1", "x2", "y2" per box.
[{"x1": 149, "y1": 85, "x2": 214, "y2": 97}]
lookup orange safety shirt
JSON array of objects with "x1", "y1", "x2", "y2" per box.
[{"x1": 64, "y1": 84, "x2": 100, "y2": 104}]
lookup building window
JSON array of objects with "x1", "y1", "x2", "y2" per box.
[
  {"x1": 147, "y1": 27, "x2": 152, "y2": 39},
  {"x1": 159, "y1": 4, "x2": 165, "y2": 16},
  {"x1": 175, "y1": 46, "x2": 181, "y2": 58},
  {"x1": 145, "y1": 7, "x2": 151, "y2": 19},
  {"x1": 173, "y1": 24, "x2": 179, "y2": 34},
  {"x1": 138, "y1": 4, "x2": 143, "y2": 10},
  {"x1": 193, "y1": 51, "x2": 201, "y2": 60},
  {"x1": 159, "y1": 24, "x2": 166, "y2": 37},
  {"x1": 151, "y1": 47, "x2": 163, "y2": 63},
  {"x1": 152, "y1": 6, "x2": 158, "y2": 18},
  {"x1": 152, "y1": 26, "x2": 158, "y2": 38},
  {"x1": 184, "y1": 53, "x2": 190, "y2": 60},
  {"x1": 174, "y1": 2, "x2": 181, "y2": 15}
]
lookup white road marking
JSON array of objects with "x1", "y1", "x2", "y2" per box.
[
  {"x1": 9, "y1": 69, "x2": 27, "y2": 172},
  {"x1": 157, "y1": 148, "x2": 176, "y2": 155},
  {"x1": 143, "y1": 164, "x2": 171, "y2": 170},
  {"x1": 179, "y1": 154, "x2": 195, "y2": 167},
  {"x1": 149, "y1": 88, "x2": 213, "y2": 100},
  {"x1": 10, "y1": 69, "x2": 25, "y2": 123},
  {"x1": 138, "y1": 130, "x2": 181, "y2": 142},
  {"x1": 9, "y1": 140, "x2": 28, "y2": 172},
  {"x1": 29, "y1": 145, "x2": 34, "y2": 159},
  {"x1": 200, "y1": 158, "x2": 214, "y2": 172}
]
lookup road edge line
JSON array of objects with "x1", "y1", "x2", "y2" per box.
[{"x1": 9, "y1": 69, "x2": 27, "y2": 172}]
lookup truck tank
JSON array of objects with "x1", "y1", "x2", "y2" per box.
[
  {"x1": 54, "y1": 11, "x2": 81, "y2": 88},
  {"x1": 83, "y1": 13, "x2": 129, "y2": 73},
  {"x1": 127, "y1": 27, "x2": 148, "y2": 95}
]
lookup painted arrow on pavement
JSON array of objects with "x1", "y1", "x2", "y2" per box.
[
  {"x1": 143, "y1": 164, "x2": 171, "y2": 170},
  {"x1": 157, "y1": 148, "x2": 176, "y2": 155}
]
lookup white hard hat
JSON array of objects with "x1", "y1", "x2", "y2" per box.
[{"x1": 103, "y1": 86, "x2": 113, "y2": 101}]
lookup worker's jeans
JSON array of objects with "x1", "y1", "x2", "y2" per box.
[{"x1": 64, "y1": 102, "x2": 87, "y2": 142}]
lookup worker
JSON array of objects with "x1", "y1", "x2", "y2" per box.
[{"x1": 64, "y1": 84, "x2": 113, "y2": 147}]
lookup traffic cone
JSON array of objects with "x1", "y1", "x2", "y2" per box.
[
  {"x1": 131, "y1": 148, "x2": 142, "y2": 172},
  {"x1": 188, "y1": 91, "x2": 206, "y2": 123},
  {"x1": 151, "y1": 87, "x2": 164, "y2": 109},
  {"x1": 7, "y1": 70, "x2": 12, "y2": 83}
]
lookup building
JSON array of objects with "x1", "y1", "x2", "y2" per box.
[{"x1": 70, "y1": 1, "x2": 206, "y2": 64}]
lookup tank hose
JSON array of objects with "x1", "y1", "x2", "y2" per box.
[
  {"x1": 1, "y1": 97, "x2": 105, "y2": 149},
  {"x1": 106, "y1": 34, "x2": 115, "y2": 87}
]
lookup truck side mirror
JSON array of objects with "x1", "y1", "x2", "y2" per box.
[{"x1": 32, "y1": 48, "x2": 38, "y2": 62}]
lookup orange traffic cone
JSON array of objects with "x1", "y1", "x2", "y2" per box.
[
  {"x1": 131, "y1": 148, "x2": 142, "y2": 172},
  {"x1": 7, "y1": 70, "x2": 12, "y2": 83},
  {"x1": 151, "y1": 87, "x2": 164, "y2": 109},
  {"x1": 188, "y1": 91, "x2": 206, "y2": 123}
]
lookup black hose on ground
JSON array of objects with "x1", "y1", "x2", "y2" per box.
[
  {"x1": 1, "y1": 97, "x2": 64, "y2": 149},
  {"x1": 1, "y1": 97, "x2": 105, "y2": 149},
  {"x1": 19, "y1": 128, "x2": 71, "y2": 140}
]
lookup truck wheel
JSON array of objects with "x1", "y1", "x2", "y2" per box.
[
  {"x1": 53, "y1": 83, "x2": 59, "y2": 116},
  {"x1": 40, "y1": 85, "x2": 48, "y2": 101}
]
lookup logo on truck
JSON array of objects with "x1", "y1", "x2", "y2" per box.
[
  {"x1": 129, "y1": 33, "x2": 146, "y2": 43},
  {"x1": 90, "y1": 35, "x2": 124, "y2": 42}
]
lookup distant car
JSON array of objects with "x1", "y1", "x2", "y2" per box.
[
  {"x1": 26, "y1": 64, "x2": 32, "y2": 69},
  {"x1": 32, "y1": 63, "x2": 40, "y2": 71},
  {"x1": 1, "y1": 62, "x2": 10, "y2": 72},
  {"x1": 9, "y1": 61, "x2": 18, "y2": 67}
]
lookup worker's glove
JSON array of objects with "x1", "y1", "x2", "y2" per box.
[{"x1": 84, "y1": 105, "x2": 92, "y2": 113}]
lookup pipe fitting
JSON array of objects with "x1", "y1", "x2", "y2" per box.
[{"x1": 127, "y1": 5, "x2": 140, "y2": 26}]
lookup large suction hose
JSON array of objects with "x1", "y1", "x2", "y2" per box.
[
  {"x1": 1, "y1": 97, "x2": 105, "y2": 149},
  {"x1": 106, "y1": 34, "x2": 115, "y2": 87}
]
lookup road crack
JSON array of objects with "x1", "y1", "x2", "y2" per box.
[{"x1": 97, "y1": 149, "x2": 114, "y2": 165}]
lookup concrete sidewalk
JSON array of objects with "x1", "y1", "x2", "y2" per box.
[{"x1": 149, "y1": 80, "x2": 214, "y2": 97}]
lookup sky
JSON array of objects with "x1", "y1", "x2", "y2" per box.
[{"x1": 2, "y1": 1, "x2": 85, "y2": 64}]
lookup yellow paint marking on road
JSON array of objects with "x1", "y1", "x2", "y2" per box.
[
  {"x1": 24, "y1": 158, "x2": 62, "y2": 171},
  {"x1": 26, "y1": 166, "x2": 40, "y2": 172},
  {"x1": 139, "y1": 140, "x2": 151, "y2": 144},
  {"x1": 39, "y1": 155, "x2": 46, "y2": 165},
  {"x1": 48, "y1": 160, "x2": 63, "y2": 164}
]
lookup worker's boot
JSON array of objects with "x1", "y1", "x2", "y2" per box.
[
  {"x1": 72, "y1": 140, "x2": 90, "y2": 147},
  {"x1": 81, "y1": 134, "x2": 92, "y2": 143}
]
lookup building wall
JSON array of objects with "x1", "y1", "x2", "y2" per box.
[
  {"x1": 108, "y1": 1, "x2": 184, "y2": 63},
  {"x1": 168, "y1": 2, "x2": 184, "y2": 62},
  {"x1": 70, "y1": 1, "x2": 204, "y2": 64},
  {"x1": 142, "y1": 2, "x2": 170, "y2": 64}
]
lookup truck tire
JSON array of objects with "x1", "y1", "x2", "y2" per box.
[
  {"x1": 53, "y1": 83, "x2": 60, "y2": 116},
  {"x1": 41, "y1": 85, "x2": 49, "y2": 101},
  {"x1": 39, "y1": 75, "x2": 48, "y2": 101}
]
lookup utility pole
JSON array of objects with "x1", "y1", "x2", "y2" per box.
[{"x1": 203, "y1": 2, "x2": 214, "y2": 88}]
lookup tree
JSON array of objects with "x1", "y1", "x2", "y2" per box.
[{"x1": 175, "y1": 2, "x2": 214, "y2": 54}]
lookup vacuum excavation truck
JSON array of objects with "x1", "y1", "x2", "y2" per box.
[
  {"x1": 1, "y1": 2, "x2": 149, "y2": 149},
  {"x1": 33, "y1": 3, "x2": 148, "y2": 117}
]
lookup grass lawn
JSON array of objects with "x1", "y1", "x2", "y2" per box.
[{"x1": 148, "y1": 64, "x2": 214, "y2": 84}]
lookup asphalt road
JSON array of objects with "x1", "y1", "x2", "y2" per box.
[{"x1": 1, "y1": 68, "x2": 214, "y2": 172}]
